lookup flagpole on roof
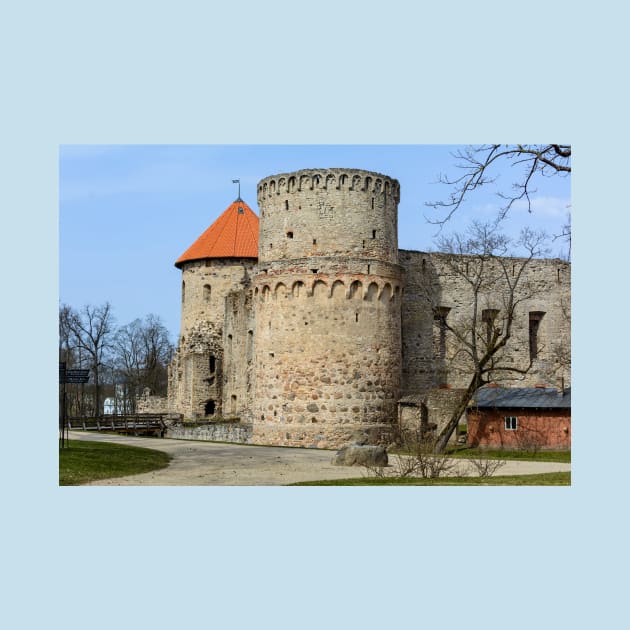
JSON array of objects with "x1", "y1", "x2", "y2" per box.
[{"x1": 232, "y1": 179, "x2": 241, "y2": 201}]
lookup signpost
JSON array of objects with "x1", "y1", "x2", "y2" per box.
[{"x1": 59, "y1": 362, "x2": 90, "y2": 448}]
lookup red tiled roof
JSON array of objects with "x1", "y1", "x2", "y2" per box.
[{"x1": 175, "y1": 199, "x2": 259, "y2": 267}]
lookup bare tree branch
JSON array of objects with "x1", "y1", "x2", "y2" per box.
[{"x1": 426, "y1": 144, "x2": 571, "y2": 226}]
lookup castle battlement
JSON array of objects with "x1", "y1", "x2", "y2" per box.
[
  {"x1": 168, "y1": 167, "x2": 571, "y2": 450},
  {"x1": 257, "y1": 168, "x2": 400, "y2": 203}
]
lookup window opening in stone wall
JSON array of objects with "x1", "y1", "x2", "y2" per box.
[
  {"x1": 504, "y1": 416, "x2": 518, "y2": 430},
  {"x1": 231, "y1": 395, "x2": 237, "y2": 415},
  {"x1": 371, "y1": 197, "x2": 374, "y2": 209},
  {"x1": 181, "y1": 281, "x2": 185, "y2": 302},
  {"x1": 422, "y1": 258, "x2": 426, "y2": 270},
  {"x1": 557, "y1": 268, "x2": 561, "y2": 283},
  {"x1": 204, "y1": 284, "x2": 211, "y2": 301},
  {"x1": 269, "y1": 243, "x2": 273, "y2": 249},
  {"x1": 529, "y1": 312, "x2": 545, "y2": 360},
  {"x1": 313, "y1": 238, "x2": 317, "y2": 245},
  {"x1": 287, "y1": 231, "x2": 293, "y2": 239},
  {"x1": 434, "y1": 307, "x2": 451, "y2": 386},
  {"x1": 285, "y1": 200, "x2": 289, "y2": 210},
  {"x1": 372, "y1": 230, "x2": 376, "y2": 238},
  {"x1": 204, "y1": 400, "x2": 216, "y2": 416},
  {"x1": 311, "y1": 268, "x2": 318, "y2": 274},
  {"x1": 209, "y1": 355, "x2": 216, "y2": 374},
  {"x1": 420, "y1": 403, "x2": 429, "y2": 435},
  {"x1": 482, "y1": 309, "x2": 500, "y2": 347},
  {"x1": 367, "y1": 264, "x2": 370, "y2": 274},
  {"x1": 362, "y1": 240, "x2": 365, "y2": 248},
  {"x1": 355, "y1": 312, "x2": 359, "y2": 323}
]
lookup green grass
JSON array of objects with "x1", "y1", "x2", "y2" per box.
[
  {"x1": 59, "y1": 440, "x2": 171, "y2": 485},
  {"x1": 444, "y1": 447, "x2": 571, "y2": 463},
  {"x1": 290, "y1": 471, "x2": 571, "y2": 486}
]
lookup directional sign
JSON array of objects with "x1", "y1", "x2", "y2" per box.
[{"x1": 60, "y1": 369, "x2": 90, "y2": 384}]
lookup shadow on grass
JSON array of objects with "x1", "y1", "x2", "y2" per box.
[{"x1": 59, "y1": 440, "x2": 171, "y2": 485}]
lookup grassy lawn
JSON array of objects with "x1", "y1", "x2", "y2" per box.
[
  {"x1": 291, "y1": 471, "x2": 571, "y2": 486},
  {"x1": 59, "y1": 440, "x2": 171, "y2": 485},
  {"x1": 444, "y1": 447, "x2": 571, "y2": 463}
]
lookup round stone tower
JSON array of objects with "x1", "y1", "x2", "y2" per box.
[
  {"x1": 251, "y1": 168, "x2": 403, "y2": 448},
  {"x1": 168, "y1": 198, "x2": 258, "y2": 419}
]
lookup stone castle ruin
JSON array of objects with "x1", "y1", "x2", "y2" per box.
[{"x1": 167, "y1": 168, "x2": 571, "y2": 448}]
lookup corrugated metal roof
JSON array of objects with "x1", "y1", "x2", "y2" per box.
[
  {"x1": 470, "y1": 387, "x2": 571, "y2": 410},
  {"x1": 175, "y1": 198, "x2": 259, "y2": 267}
]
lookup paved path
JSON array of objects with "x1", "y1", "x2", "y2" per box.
[{"x1": 68, "y1": 431, "x2": 571, "y2": 486}]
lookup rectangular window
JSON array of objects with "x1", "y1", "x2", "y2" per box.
[
  {"x1": 504, "y1": 416, "x2": 518, "y2": 430},
  {"x1": 529, "y1": 311, "x2": 545, "y2": 360}
]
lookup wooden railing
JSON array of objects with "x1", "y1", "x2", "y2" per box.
[{"x1": 67, "y1": 414, "x2": 167, "y2": 436}]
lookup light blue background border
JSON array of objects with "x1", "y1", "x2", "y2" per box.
[{"x1": 2, "y1": 1, "x2": 625, "y2": 628}]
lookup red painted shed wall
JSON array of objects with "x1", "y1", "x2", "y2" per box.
[{"x1": 467, "y1": 409, "x2": 571, "y2": 450}]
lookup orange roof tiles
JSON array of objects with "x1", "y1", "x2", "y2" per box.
[{"x1": 175, "y1": 199, "x2": 259, "y2": 267}]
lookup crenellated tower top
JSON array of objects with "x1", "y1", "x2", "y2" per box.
[{"x1": 256, "y1": 168, "x2": 400, "y2": 266}]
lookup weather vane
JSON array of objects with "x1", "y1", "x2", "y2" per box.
[{"x1": 232, "y1": 179, "x2": 241, "y2": 201}]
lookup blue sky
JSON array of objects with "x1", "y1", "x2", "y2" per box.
[{"x1": 59, "y1": 144, "x2": 571, "y2": 342}]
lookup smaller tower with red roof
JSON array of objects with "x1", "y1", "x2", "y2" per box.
[{"x1": 168, "y1": 197, "x2": 259, "y2": 419}]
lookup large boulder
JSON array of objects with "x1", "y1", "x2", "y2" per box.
[{"x1": 332, "y1": 444, "x2": 388, "y2": 467}]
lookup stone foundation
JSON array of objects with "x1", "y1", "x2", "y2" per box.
[
  {"x1": 166, "y1": 422, "x2": 252, "y2": 444},
  {"x1": 251, "y1": 422, "x2": 394, "y2": 450}
]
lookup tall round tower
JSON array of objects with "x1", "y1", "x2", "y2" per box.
[
  {"x1": 251, "y1": 168, "x2": 403, "y2": 448},
  {"x1": 168, "y1": 198, "x2": 258, "y2": 419}
]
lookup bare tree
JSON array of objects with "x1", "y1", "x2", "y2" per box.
[
  {"x1": 65, "y1": 302, "x2": 115, "y2": 416},
  {"x1": 59, "y1": 304, "x2": 75, "y2": 367},
  {"x1": 420, "y1": 222, "x2": 550, "y2": 453},
  {"x1": 426, "y1": 144, "x2": 571, "y2": 225},
  {"x1": 140, "y1": 314, "x2": 174, "y2": 396},
  {"x1": 112, "y1": 318, "x2": 144, "y2": 413},
  {"x1": 113, "y1": 314, "x2": 174, "y2": 410}
]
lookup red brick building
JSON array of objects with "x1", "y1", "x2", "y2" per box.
[{"x1": 467, "y1": 387, "x2": 571, "y2": 450}]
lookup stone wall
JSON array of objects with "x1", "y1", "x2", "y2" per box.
[
  {"x1": 136, "y1": 388, "x2": 169, "y2": 414},
  {"x1": 178, "y1": 258, "x2": 256, "y2": 340},
  {"x1": 166, "y1": 167, "x2": 571, "y2": 449},
  {"x1": 256, "y1": 168, "x2": 400, "y2": 266},
  {"x1": 223, "y1": 287, "x2": 255, "y2": 420},
  {"x1": 251, "y1": 168, "x2": 402, "y2": 449},
  {"x1": 166, "y1": 422, "x2": 252, "y2": 444},
  {"x1": 169, "y1": 258, "x2": 256, "y2": 419},
  {"x1": 400, "y1": 250, "x2": 571, "y2": 395}
]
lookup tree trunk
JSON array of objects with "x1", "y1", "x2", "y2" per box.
[{"x1": 434, "y1": 373, "x2": 482, "y2": 453}]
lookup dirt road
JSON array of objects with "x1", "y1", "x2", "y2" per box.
[{"x1": 68, "y1": 431, "x2": 571, "y2": 486}]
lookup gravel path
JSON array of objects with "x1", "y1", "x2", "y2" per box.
[{"x1": 68, "y1": 431, "x2": 571, "y2": 486}]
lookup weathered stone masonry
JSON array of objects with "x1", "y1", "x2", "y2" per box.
[
  {"x1": 167, "y1": 168, "x2": 571, "y2": 449},
  {"x1": 251, "y1": 169, "x2": 402, "y2": 448}
]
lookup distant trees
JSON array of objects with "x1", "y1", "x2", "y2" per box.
[
  {"x1": 419, "y1": 222, "x2": 551, "y2": 453},
  {"x1": 113, "y1": 315, "x2": 173, "y2": 411},
  {"x1": 60, "y1": 303, "x2": 173, "y2": 416},
  {"x1": 62, "y1": 302, "x2": 115, "y2": 416}
]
